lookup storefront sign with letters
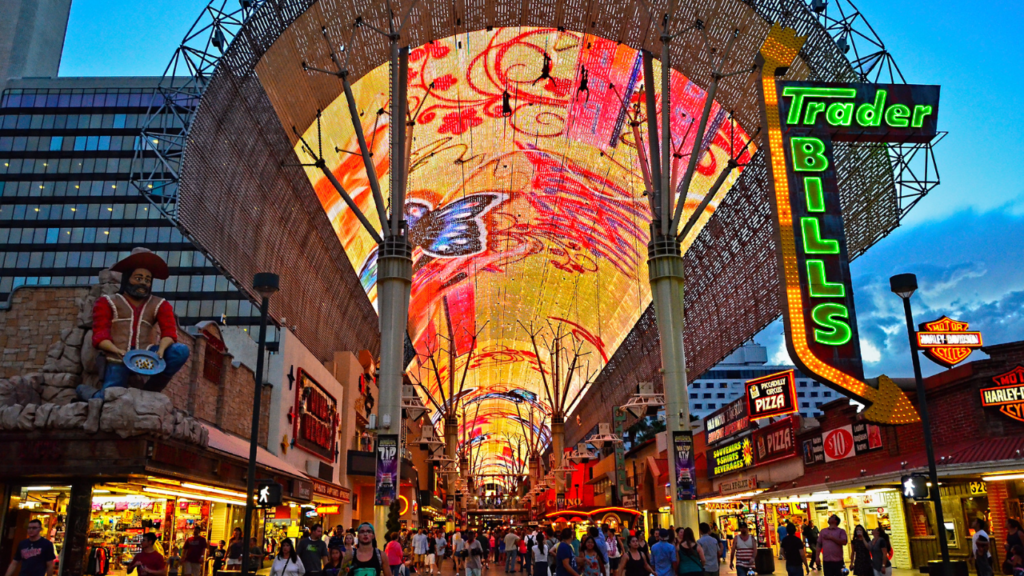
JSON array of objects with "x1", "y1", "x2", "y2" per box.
[
  {"x1": 753, "y1": 416, "x2": 798, "y2": 465},
  {"x1": 746, "y1": 370, "x2": 798, "y2": 420}
]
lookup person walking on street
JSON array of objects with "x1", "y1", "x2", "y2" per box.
[
  {"x1": 532, "y1": 530, "x2": 550, "y2": 576},
  {"x1": 298, "y1": 524, "x2": 330, "y2": 576},
  {"x1": 781, "y1": 525, "x2": 806, "y2": 576},
  {"x1": 384, "y1": 533, "x2": 404, "y2": 575},
  {"x1": 818, "y1": 516, "x2": 848, "y2": 576},
  {"x1": 577, "y1": 536, "x2": 606, "y2": 576},
  {"x1": 346, "y1": 523, "x2": 392, "y2": 576},
  {"x1": 180, "y1": 527, "x2": 207, "y2": 576},
  {"x1": 329, "y1": 527, "x2": 346, "y2": 552},
  {"x1": 603, "y1": 526, "x2": 621, "y2": 576},
  {"x1": 615, "y1": 535, "x2": 652, "y2": 576},
  {"x1": 506, "y1": 529, "x2": 522, "y2": 573},
  {"x1": 435, "y1": 529, "x2": 447, "y2": 572},
  {"x1": 128, "y1": 533, "x2": 169, "y2": 576},
  {"x1": 588, "y1": 528, "x2": 608, "y2": 576},
  {"x1": 778, "y1": 524, "x2": 789, "y2": 560},
  {"x1": 676, "y1": 528, "x2": 705, "y2": 576},
  {"x1": 802, "y1": 520, "x2": 820, "y2": 571},
  {"x1": 869, "y1": 528, "x2": 892, "y2": 576},
  {"x1": 270, "y1": 539, "x2": 306, "y2": 576},
  {"x1": 696, "y1": 523, "x2": 721, "y2": 576},
  {"x1": 649, "y1": 530, "x2": 677, "y2": 576},
  {"x1": 479, "y1": 531, "x2": 492, "y2": 569},
  {"x1": 729, "y1": 524, "x2": 756, "y2": 576},
  {"x1": 413, "y1": 530, "x2": 429, "y2": 572},
  {"x1": 849, "y1": 526, "x2": 872, "y2": 576},
  {"x1": 212, "y1": 542, "x2": 227, "y2": 575},
  {"x1": 557, "y1": 529, "x2": 581, "y2": 576},
  {"x1": 466, "y1": 531, "x2": 485, "y2": 576},
  {"x1": 424, "y1": 529, "x2": 437, "y2": 576},
  {"x1": 5, "y1": 519, "x2": 56, "y2": 576}
]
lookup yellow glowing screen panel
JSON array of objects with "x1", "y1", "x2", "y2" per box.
[{"x1": 297, "y1": 28, "x2": 753, "y2": 474}]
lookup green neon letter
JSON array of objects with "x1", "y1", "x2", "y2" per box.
[
  {"x1": 856, "y1": 89, "x2": 886, "y2": 127},
  {"x1": 911, "y1": 105, "x2": 934, "y2": 128},
  {"x1": 801, "y1": 218, "x2": 839, "y2": 254},
  {"x1": 803, "y1": 102, "x2": 827, "y2": 125},
  {"x1": 804, "y1": 177, "x2": 825, "y2": 212},
  {"x1": 826, "y1": 102, "x2": 855, "y2": 126},
  {"x1": 884, "y1": 104, "x2": 910, "y2": 128},
  {"x1": 806, "y1": 260, "x2": 845, "y2": 297},
  {"x1": 781, "y1": 86, "x2": 858, "y2": 125},
  {"x1": 811, "y1": 303, "x2": 852, "y2": 346},
  {"x1": 791, "y1": 137, "x2": 829, "y2": 172}
]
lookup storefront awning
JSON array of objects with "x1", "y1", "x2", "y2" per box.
[
  {"x1": 753, "y1": 435, "x2": 1024, "y2": 501},
  {"x1": 204, "y1": 425, "x2": 308, "y2": 479}
]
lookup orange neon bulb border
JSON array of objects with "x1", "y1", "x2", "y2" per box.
[
  {"x1": 759, "y1": 37, "x2": 871, "y2": 403},
  {"x1": 545, "y1": 506, "x2": 641, "y2": 518}
]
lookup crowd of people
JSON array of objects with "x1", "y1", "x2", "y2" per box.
[{"x1": 12, "y1": 515, "x2": 1024, "y2": 576}]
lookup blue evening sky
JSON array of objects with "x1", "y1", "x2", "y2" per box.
[{"x1": 59, "y1": 0, "x2": 1023, "y2": 378}]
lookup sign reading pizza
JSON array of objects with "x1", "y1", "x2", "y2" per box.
[
  {"x1": 755, "y1": 25, "x2": 934, "y2": 425},
  {"x1": 746, "y1": 370, "x2": 798, "y2": 420},
  {"x1": 980, "y1": 365, "x2": 1024, "y2": 423},
  {"x1": 752, "y1": 416, "x2": 798, "y2": 465},
  {"x1": 917, "y1": 316, "x2": 983, "y2": 368},
  {"x1": 293, "y1": 369, "x2": 340, "y2": 461}
]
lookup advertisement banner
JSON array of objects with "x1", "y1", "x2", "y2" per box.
[
  {"x1": 752, "y1": 416, "x2": 798, "y2": 465},
  {"x1": 704, "y1": 397, "x2": 750, "y2": 445},
  {"x1": 374, "y1": 434, "x2": 399, "y2": 506},
  {"x1": 746, "y1": 370, "x2": 798, "y2": 420},
  {"x1": 802, "y1": 437, "x2": 824, "y2": 465},
  {"x1": 822, "y1": 425, "x2": 855, "y2": 462},
  {"x1": 293, "y1": 369, "x2": 340, "y2": 462},
  {"x1": 672, "y1": 431, "x2": 697, "y2": 500},
  {"x1": 708, "y1": 436, "x2": 755, "y2": 477},
  {"x1": 852, "y1": 422, "x2": 883, "y2": 454}
]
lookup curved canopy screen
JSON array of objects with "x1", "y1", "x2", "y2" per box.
[{"x1": 295, "y1": 27, "x2": 753, "y2": 475}]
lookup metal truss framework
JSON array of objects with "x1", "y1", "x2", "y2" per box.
[{"x1": 125, "y1": 0, "x2": 942, "y2": 426}]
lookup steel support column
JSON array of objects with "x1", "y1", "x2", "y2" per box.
[
  {"x1": 647, "y1": 237, "x2": 695, "y2": 528},
  {"x1": 445, "y1": 416, "x2": 459, "y2": 513},
  {"x1": 551, "y1": 416, "x2": 565, "y2": 499}
]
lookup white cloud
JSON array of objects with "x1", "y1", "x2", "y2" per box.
[{"x1": 860, "y1": 337, "x2": 882, "y2": 364}]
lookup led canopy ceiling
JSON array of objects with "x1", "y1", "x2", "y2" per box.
[{"x1": 295, "y1": 27, "x2": 753, "y2": 475}]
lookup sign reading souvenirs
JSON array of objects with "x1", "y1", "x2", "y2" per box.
[
  {"x1": 917, "y1": 316, "x2": 983, "y2": 367},
  {"x1": 746, "y1": 370, "x2": 798, "y2": 420},
  {"x1": 704, "y1": 397, "x2": 750, "y2": 445},
  {"x1": 756, "y1": 25, "x2": 937, "y2": 425},
  {"x1": 708, "y1": 436, "x2": 755, "y2": 477},
  {"x1": 673, "y1": 431, "x2": 697, "y2": 501},
  {"x1": 752, "y1": 416, "x2": 798, "y2": 465},
  {"x1": 980, "y1": 365, "x2": 1024, "y2": 423},
  {"x1": 374, "y1": 434, "x2": 399, "y2": 506},
  {"x1": 293, "y1": 369, "x2": 340, "y2": 461}
]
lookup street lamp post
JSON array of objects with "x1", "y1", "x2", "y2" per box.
[
  {"x1": 890, "y1": 273, "x2": 951, "y2": 574},
  {"x1": 241, "y1": 272, "x2": 279, "y2": 576}
]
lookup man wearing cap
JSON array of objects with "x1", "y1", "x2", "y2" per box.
[{"x1": 77, "y1": 248, "x2": 190, "y2": 400}]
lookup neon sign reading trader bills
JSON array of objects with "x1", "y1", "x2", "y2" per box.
[{"x1": 756, "y1": 25, "x2": 940, "y2": 425}]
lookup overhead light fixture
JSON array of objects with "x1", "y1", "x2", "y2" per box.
[
  {"x1": 982, "y1": 473, "x2": 1024, "y2": 482},
  {"x1": 142, "y1": 487, "x2": 246, "y2": 507},
  {"x1": 181, "y1": 483, "x2": 248, "y2": 499}
]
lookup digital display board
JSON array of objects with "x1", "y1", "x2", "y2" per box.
[
  {"x1": 297, "y1": 27, "x2": 754, "y2": 475},
  {"x1": 708, "y1": 436, "x2": 754, "y2": 477},
  {"x1": 704, "y1": 397, "x2": 750, "y2": 445},
  {"x1": 745, "y1": 370, "x2": 797, "y2": 420},
  {"x1": 755, "y1": 25, "x2": 937, "y2": 425}
]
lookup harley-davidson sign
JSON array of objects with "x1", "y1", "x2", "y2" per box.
[
  {"x1": 917, "y1": 316, "x2": 983, "y2": 368},
  {"x1": 980, "y1": 366, "x2": 1024, "y2": 423}
]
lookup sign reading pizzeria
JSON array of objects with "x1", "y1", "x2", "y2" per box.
[
  {"x1": 917, "y1": 316, "x2": 983, "y2": 368},
  {"x1": 704, "y1": 397, "x2": 750, "y2": 445},
  {"x1": 293, "y1": 369, "x2": 340, "y2": 461},
  {"x1": 746, "y1": 370, "x2": 798, "y2": 420},
  {"x1": 980, "y1": 365, "x2": 1024, "y2": 423}
]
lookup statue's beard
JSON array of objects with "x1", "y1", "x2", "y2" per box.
[{"x1": 126, "y1": 283, "x2": 151, "y2": 299}]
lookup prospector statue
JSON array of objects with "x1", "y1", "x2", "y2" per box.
[{"x1": 76, "y1": 248, "x2": 190, "y2": 400}]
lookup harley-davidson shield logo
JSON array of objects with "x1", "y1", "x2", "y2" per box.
[{"x1": 917, "y1": 316, "x2": 983, "y2": 368}]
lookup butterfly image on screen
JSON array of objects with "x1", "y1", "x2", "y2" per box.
[{"x1": 404, "y1": 193, "x2": 506, "y2": 258}]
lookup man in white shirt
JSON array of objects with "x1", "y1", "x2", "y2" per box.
[
  {"x1": 414, "y1": 529, "x2": 430, "y2": 570},
  {"x1": 972, "y1": 519, "x2": 991, "y2": 558}
]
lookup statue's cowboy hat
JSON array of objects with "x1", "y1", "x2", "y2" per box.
[{"x1": 111, "y1": 248, "x2": 169, "y2": 280}]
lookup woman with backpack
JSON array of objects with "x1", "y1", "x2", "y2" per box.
[
  {"x1": 676, "y1": 528, "x2": 705, "y2": 576},
  {"x1": 533, "y1": 531, "x2": 551, "y2": 576}
]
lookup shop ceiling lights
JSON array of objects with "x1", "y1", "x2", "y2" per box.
[
  {"x1": 982, "y1": 473, "x2": 1024, "y2": 482},
  {"x1": 143, "y1": 487, "x2": 246, "y2": 506},
  {"x1": 180, "y1": 483, "x2": 248, "y2": 499}
]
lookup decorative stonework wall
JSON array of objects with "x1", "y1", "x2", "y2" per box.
[{"x1": 882, "y1": 488, "x2": 912, "y2": 569}]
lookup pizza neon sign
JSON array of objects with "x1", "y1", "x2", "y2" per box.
[
  {"x1": 746, "y1": 370, "x2": 797, "y2": 420},
  {"x1": 755, "y1": 24, "x2": 939, "y2": 425},
  {"x1": 917, "y1": 316, "x2": 983, "y2": 368}
]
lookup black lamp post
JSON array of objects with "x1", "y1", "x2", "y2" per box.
[
  {"x1": 890, "y1": 273, "x2": 951, "y2": 573},
  {"x1": 241, "y1": 272, "x2": 279, "y2": 576}
]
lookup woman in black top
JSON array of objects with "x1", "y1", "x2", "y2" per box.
[
  {"x1": 1008, "y1": 520, "x2": 1024, "y2": 558},
  {"x1": 849, "y1": 525, "x2": 872, "y2": 576},
  {"x1": 349, "y1": 523, "x2": 392, "y2": 576},
  {"x1": 616, "y1": 535, "x2": 653, "y2": 576}
]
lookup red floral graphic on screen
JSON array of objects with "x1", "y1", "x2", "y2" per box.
[{"x1": 438, "y1": 108, "x2": 483, "y2": 135}]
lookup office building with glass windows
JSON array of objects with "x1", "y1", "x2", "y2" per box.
[
  {"x1": 0, "y1": 76, "x2": 270, "y2": 337},
  {"x1": 688, "y1": 341, "x2": 836, "y2": 420}
]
